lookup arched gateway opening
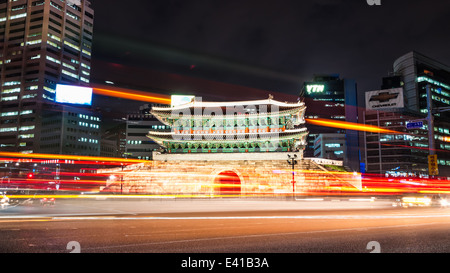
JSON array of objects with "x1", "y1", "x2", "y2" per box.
[{"x1": 214, "y1": 171, "x2": 241, "y2": 195}]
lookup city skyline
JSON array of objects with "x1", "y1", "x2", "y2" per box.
[
  {"x1": 89, "y1": 0, "x2": 450, "y2": 96},
  {"x1": 2, "y1": 0, "x2": 450, "y2": 257}
]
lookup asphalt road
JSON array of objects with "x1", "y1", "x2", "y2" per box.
[{"x1": 1, "y1": 198, "x2": 449, "y2": 254}]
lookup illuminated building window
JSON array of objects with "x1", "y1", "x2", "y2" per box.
[
  {"x1": 50, "y1": 1, "x2": 63, "y2": 11},
  {"x1": 26, "y1": 39, "x2": 42, "y2": 45},
  {"x1": 20, "y1": 110, "x2": 33, "y2": 115},
  {"x1": 46, "y1": 55, "x2": 61, "y2": 64},
  {"x1": 1, "y1": 96, "x2": 18, "y2": 101},
  {"x1": 3, "y1": 81, "x2": 20, "y2": 86},
  {"x1": 64, "y1": 40, "x2": 80, "y2": 51},
  {"x1": 63, "y1": 62, "x2": 76, "y2": 70},
  {"x1": 325, "y1": 143, "x2": 341, "y2": 148},
  {"x1": 417, "y1": 76, "x2": 450, "y2": 90},
  {"x1": 66, "y1": 11, "x2": 80, "y2": 21},
  {"x1": 0, "y1": 144, "x2": 14, "y2": 147},
  {"x1": 22, "y1": 94, "x2": 37, "y2": 99},
  {"x1": 43, "y1": 86, "x2": 56, "y2": 93},
  {"x1": 0, "y1": 127, "x2": 18, "y2": 132},
  {"x1": 32, "y1": 0, "x2": 45, "y2": 6},
  {"x1": 48, "y1": 33, "x2": 61, "y2": 41},
  {"x1": 10, "y1": 13, "x2": 27, "y2": 20},
  {"x1": 42, "y1": 94, "x2": 54, "y2": 101},
  {"x1": 47, "y1": 40, "x2": 61, "y2": 49},
  {"x1": 2, "y1": 88, "x2": 20, "y2": 94},
  {"x1": 62, "y1": 69, "x2": 79, "y2": 79},
  {"x1": 19, "y1": 126, "x2": 35, "y2": 131},
  {"x1": 1, "y1": 112, "x2": 18, "y2": 117},
  {"x1": 26, "y1": 85, "x2": 38, "y2": 90},
  {"x1": 11, "y1": 4, "x2": 26, "y2": 11}
]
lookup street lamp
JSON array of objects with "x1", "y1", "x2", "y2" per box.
[
  {"x1": 121, "y1": 163, "x2": 124, "y2": 195},
  {"x1": 287, "y1": 154, "x2": 298, "y2": 200}
]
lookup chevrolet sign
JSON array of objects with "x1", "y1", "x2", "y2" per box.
[
  {"x1": 365, "y1": 88, "x2": 404, "y2": 110},
  {"x1": 369, "y1": 92, "x2": 399, "y2": 103}
]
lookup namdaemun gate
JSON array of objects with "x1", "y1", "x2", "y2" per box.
[{"x1": 102, "y1": 96, "x2": 361, "y2": 196}]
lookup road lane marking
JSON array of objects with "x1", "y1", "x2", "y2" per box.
[
  {"x1": 50, "y1": 214, "x2": 450, "y2": 221},
  {"x1": 82, "y1": 221, "x2": 448, "y2": 251}
]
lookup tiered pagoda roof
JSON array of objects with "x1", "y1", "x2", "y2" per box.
[{"x1": 147, "y1": 97, "x2": 308, "y2": 154}]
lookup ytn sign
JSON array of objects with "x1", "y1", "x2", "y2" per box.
[{"x1": 306, "y1": 84, "x2": 325, "y2": 94}]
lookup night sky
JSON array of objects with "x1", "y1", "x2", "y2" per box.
[{"x1": 89, "y1": 0, "x2": 450, "y2": 115}]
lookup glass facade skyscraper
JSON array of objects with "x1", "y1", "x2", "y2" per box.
[
  {"x1": 301, "y1": 74, "x2": 359, "y2": 171},
  {"x1": 393, "y1": 51, "x2": 450, "y2": 176},
  {"x1": 0, "y1": 0, "x2": 94, "y2": 153},
  {"x1": 363, "y1": 51, "x2": 450, "y2": 177}
]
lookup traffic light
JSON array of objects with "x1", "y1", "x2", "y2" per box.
[{"x1": 27, "y1": 173, "x2": 34, "y2": 179}]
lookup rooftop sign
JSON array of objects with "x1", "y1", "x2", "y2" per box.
[{"x1": 365, "y1": 88, "x2": 404, "y2": 110}]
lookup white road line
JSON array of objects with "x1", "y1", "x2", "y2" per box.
[
  {"x1": 51, "y1": 214, "x2": 450, "y2": 221},
  {"x1": 83, "y1": 221, "x2": 447, "y2": 251}
]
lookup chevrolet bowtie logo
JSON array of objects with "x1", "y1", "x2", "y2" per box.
[{"x1": 369, "y1": 92, "x2": 399, "y2": 103}]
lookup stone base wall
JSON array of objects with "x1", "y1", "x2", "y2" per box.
[{"x1": 101, "y1": 159, "x2": 359, "y2": 196}]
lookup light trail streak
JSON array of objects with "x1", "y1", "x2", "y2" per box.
[
  {"x1": 50, "y1": 214, "x2": 450, "y2": 221},
  {"x1": 0, "y1": 152, "x2": 149, "y2": 164},
  {"x1": 92, "y1": 86, "x2": 171, "y2": 104},
  {"x1": 305, "y1": 118, "x2": 402, "y2": 134},
  {"x1": 2, "y1": 152, "x2": 448, "y2": 197},
  {"x1": 0, "y1": 157, "x2": 134, "y2": 166}
]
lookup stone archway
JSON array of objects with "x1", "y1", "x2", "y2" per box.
[{"x1": 214, "y1": 170, "x2": 241, "y2": 196}]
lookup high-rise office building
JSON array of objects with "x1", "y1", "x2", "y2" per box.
[
  {"x1": 0, "y1": 0, "x2": 94, "y2": 153},
  {"x1": 100, "y1": 122, "x2": 126, "y2": 158},
  {"x1": 362, "y1": 51, "x2": 450, "y2": 177},
  {"x1": 40, "y1": 103, "x2": 101, "y2": 156},
  {"x1": 125, "y1": 104, "x2": 169, "y2": 160},
  {"x1": 393, "y1": 51, "x2": 450, "y2": 176},
  {"x1": 313, "y1": 133, "x2": 346, "y2": 160},
  {"x1": 301, "y1": 74, "x2": 359, "y2": 171}
]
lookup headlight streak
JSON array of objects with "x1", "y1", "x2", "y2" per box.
[
  {"x1": 2, "y1": 153, "x2": 450, "y2": 199},
  {"x1": 92, "y1": 86, "x2": 171, "y2": 104},
  {"x1": 0, "y1": 152, "x2": 149, "y2": 164},
  {"x1": 305, "y1": 118, "x2": 403, "y2": 134}
]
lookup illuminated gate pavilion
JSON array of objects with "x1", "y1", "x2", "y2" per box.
[
  {"x1": 102, "y1": 96, "x2": 361, "y2": 196},
  {"x1": 147, "y1": 96, "x2": 308, "y2": 154}
]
